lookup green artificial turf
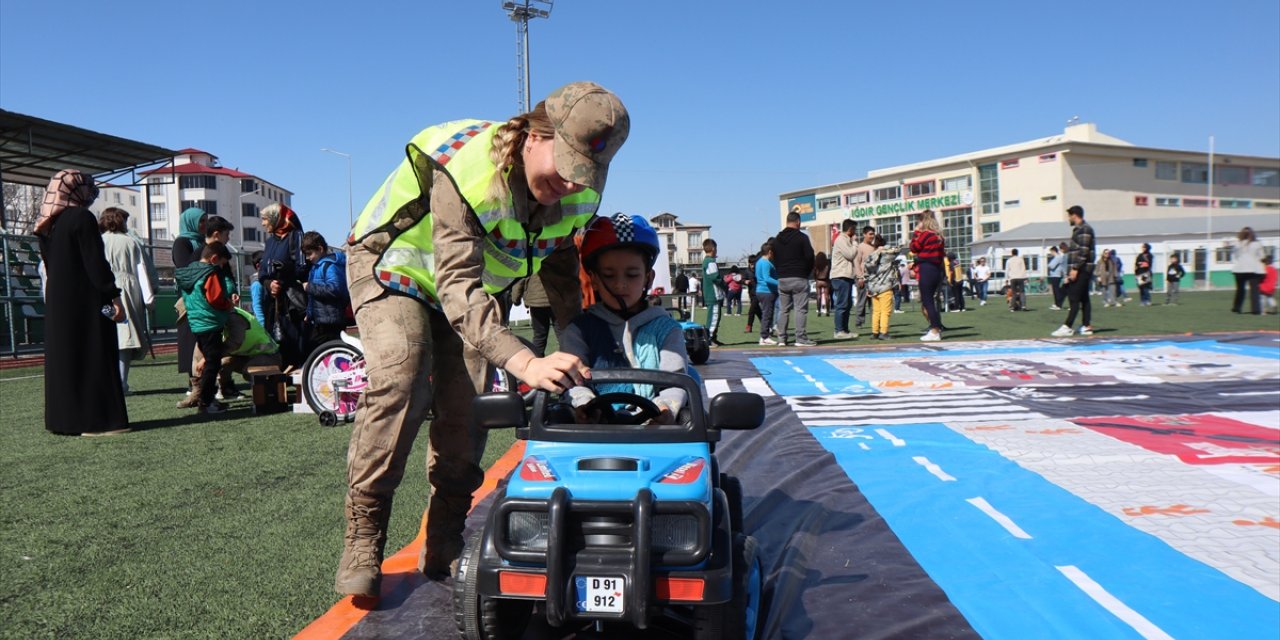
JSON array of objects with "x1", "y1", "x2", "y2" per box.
[{"x1": 0, "y1": 290, "x2": 1274, "y2": 638}]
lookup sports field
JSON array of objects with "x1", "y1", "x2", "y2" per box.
[{"x1": 0, "y1": 290, "x2": 1275, "y2": 639}]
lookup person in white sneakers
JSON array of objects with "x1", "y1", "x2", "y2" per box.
[{"x1": 1052, "y1": 205, "x2": 1096, "y2": 338}]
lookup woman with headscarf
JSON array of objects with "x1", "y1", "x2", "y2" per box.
[
  {"x1": 100, "y1": 207, "x2": 152, "y2": 395},
  {"x1": 172, "y1": 206, "x2": 207, "y2": 407},
  {"x1": 257, "y1": 203, "x2": 308, "y2": 368},
  {"x1": 35, "y1": 169, "x2": 129, "y2": 435}
]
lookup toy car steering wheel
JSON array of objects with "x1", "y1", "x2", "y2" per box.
[{"x1": 582, "y1": 392, "x2": 663, "y2": 425}]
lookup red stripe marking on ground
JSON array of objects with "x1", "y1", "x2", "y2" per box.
[{"x1": 292, "y1": 440, "x2": 527, "y2": 640}]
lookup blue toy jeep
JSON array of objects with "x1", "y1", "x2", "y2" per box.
[
  {"x1": 454, "y1": 369, "x2": 764, "y2": 639},
  {"x1": 670, "y1": 308, "x2": 711, "y2": 365}
]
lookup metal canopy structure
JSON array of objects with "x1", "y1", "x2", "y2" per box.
[{"x1": 0, "y1": 108, "x2": 176, "y2": 187}]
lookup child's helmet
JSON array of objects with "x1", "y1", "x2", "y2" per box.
[{"x1": 580, "y1": 213, "x2": 662, "y2": 270}]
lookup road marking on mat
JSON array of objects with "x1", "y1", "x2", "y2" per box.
[
  {"x1": 858, "y1": 442, "x2": 870, "y2": 450},
  {"x1": 912, "y1": 456, "x2": 956, "y2": 481},
  {"x1": 1056, "y1": 565, "x2": 1173, "y2": 640},
  {"x1": 1219, "y1": 390, "x2": 1280, "y2": 396},
  {"x1": 742, "y1": 377, "x2": 775, "y2": 396},
  {"x1": 704, "y1": 379, "x2": 730, "y2": 398},
  {"x1": 966, "y1": 497, "x2": 1032, "y2": 539},
  {"x1": 875, "y1": 428, "x2": 905, "y2": 446}
]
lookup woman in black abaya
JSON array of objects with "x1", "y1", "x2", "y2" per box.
[{"x1": 35, "y1": 169, "x2": 129, "y2": 435}]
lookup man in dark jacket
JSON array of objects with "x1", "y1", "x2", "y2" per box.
[{"x1": 774, "y1": 210, "x2": 817, "y2": 346}]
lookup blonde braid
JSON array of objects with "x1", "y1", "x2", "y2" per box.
[{"x1": 485, "y1": 115, "x2": 530, "y2": 205}]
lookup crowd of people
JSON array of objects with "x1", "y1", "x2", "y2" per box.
[{"x1": 27, "y1": 79, "x2": 1276, "y2": 609}]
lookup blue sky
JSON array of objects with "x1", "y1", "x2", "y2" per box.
[{"x1": 2, "y1": 0, "x2": 1277, "y2": 259}]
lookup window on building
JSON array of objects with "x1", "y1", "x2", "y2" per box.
[
  {"x1": 1155, "y1": 161, "x2": 1178, "y2": 180},
  {"x1": 687, "y1": 250, "x2": 702, "y2": 264},
  {"x1": 1134, "y1": 195, "x2": 1149, "y2": 206},
  {"x1": 1000, "y1": 159, "x2": 1019, "y2": 169},
  {"x1": 1183, "y1": 198, "x2": 1210, "y2": 208},
  {"x1": 150, "y1": 202, "x2": 167, "y2": 222},
  {"x1": 1133, "y1": 158, "x2": 1148, "y2": 167},
  {"x1": 242, "y1": 202, "x2": 259, "y2": 218},
  {"x1": 179, "y1": 175, "x2": 218, "y2": 190},
  {"x1": 873, "y1": 185, "x2": 901, "y2": 201},
  {"x1": 1216, "y1": 165, "x2": 1249, "y2": 185},
  {"x1": 153, "y1": 228, "x2": 170, "y2": 240},
  {"x1": 817, "y1": 196, "x2": 841, "y2": 210},
  {"x1": 844, "y1": 191, "x2": 869, "y2": 206},
  {"x1": 1181, "y1": 162, "x2": 1209, "y2": 184},
  {"x1": 942, "y1": 208, "x2": 973, "y2": 262},
  {"x1": 978, "y1": 163, "x2": 999, "y2": 215},
  {"x1": 874, "y1": 217, "x2": 901, "y2": 248},
  {"x1": 1215, "y1": 247, "x2": 1233, "y2": 263},
  {"x1": 940, "y1": 175, "x2": 971, "y2": 192},
  {"x1": 1004, "y1": 199, "x2": 1020, "y2": 208},
  {"x1": 112, "y1": 191, "x2": 121, "y2": 203},
  {"x1": 981, "y1": 221, "x2": 1000, "y2": 236},
  {"x1": 1172, "y1": 249, "x2": 1191, "y2": 266},
  {"x1": 1255, "y1": 201, "x2": 1280, "y2": 209},
  {"x1": 1156, "y1": 197, "x2": 1180, "y2": 207},
  {"x1": 243, "y1": 227, "x2": 260, "y2": 243},
  {"x1": 1219, "y1": 199, "x2": 1251, "y2": 209},
  {"x1": 906, "y1": 213, "x2": 922, "y2": 230},
  {"x1": 180, "y1": 199, "x2": 217, "y2": 214},
  {"x1": 1039, "y1": 153, "x2": 1057, "y2": 163},
  {"x1": 1251, "y1": 168, "x2": 1279, "y2": 187},
  {"x1": 241, "y1": 179, "x2": 258, "y2": 193},
  {"x1": 129, "y1": 195, "x2": 137, "y2": 206},
  {"x1": 904, "y1": 180, "x2": 936, "y2": 198},
  {"x1": 688, "y1": 232, "x2": 702, "y2": 246}
]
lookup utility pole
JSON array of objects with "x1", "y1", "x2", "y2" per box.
[{"x1": 502, "y1": 1, "x2": 553, "y2": 113}]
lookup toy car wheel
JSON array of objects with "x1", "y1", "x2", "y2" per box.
[
  {"x1": 691, "y1": 345, "x2": 710, "y2": 365},
  {"x1": 454, "y1": 531, "x2": 532, "y2": 640},
  {"x1": 721, "y1": 474, "x2": 745, "y2": 535},
  {"x1": 693, "y1": 533, "x2": 763, "y2": 640},
  {"x1": 318, "y1": 411, "x2": 338, "y2": 427},
  {"x1": 301, "y1": 340, "x2": 362, "y2": 418}
]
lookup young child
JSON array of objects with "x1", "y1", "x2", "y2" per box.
[
  {"x1": 250, "y1": 250, "x2": 267, "y2": 325},
  {"x1": 175, "y1": 241, "x2": 235, "y2": 414},
  {"x1": 301, "y1": 231, "x2": 350, "y2": 353},
  {"x1": 1260, "y1": 255, "x2": 1277, "y2": 313},
  {"x1": 1165, "y1": 253, "x2": 1186, "y2": 305},
  {"x1": 755, "y1": 241, "x2": 780, "y2": 345},
  {"x1": 559, "y1": 214, "x2": 690, "y2": 425},
  {"x1": 863, "y1": 234, "x2": 900, "y2": 340},
  {"x1": 701, "y1": 238, "x2": 725, "y2": 346}
]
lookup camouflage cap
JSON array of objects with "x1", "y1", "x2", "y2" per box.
[{"x1": 544, "y1": 81, "x2": 629, "y2": 192}]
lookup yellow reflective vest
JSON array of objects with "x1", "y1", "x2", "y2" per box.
[{"x1": 348, "y1": 119, "x2": 600, "y2": 308}]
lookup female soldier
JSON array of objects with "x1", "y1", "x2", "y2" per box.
[{"x1": 336, "y1": 82, "x2": 629, "y2": 599}]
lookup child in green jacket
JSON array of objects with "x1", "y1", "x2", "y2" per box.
[{"x1": 175, "y1": 242, "x2": 235, "y2": 414}]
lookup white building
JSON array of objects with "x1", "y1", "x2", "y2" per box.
[
  {"x1": 88, "y1": 185, "x2": 143, "y2": 234},
  {"x1": 138, "y1": 148, "x2": 292, "y2": 283},
  {"x1": 780, "y1": 122, "x2": 1280, "y2": 287},
  {"x1": 651, "y1": 212, "x2": 712, "y2": 276}
]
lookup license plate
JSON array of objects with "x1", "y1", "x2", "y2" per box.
[{"x1": 575, "y1": 575, "x2": 624, "y2": 613}]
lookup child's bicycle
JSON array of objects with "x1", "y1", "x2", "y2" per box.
[{"x1": 299, "y1": 331, "x2": 535, "y2": 427}]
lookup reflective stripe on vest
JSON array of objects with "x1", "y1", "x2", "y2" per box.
[{"x1": 347, "y1": 119, "x2": 600, "y2": 308}]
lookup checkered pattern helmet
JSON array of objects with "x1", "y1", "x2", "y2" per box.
[{"x1": 580, "y1": 213, "x2": 661, "y2": 270}]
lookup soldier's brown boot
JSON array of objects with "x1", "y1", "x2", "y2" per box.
[
  {"x1": 175, "y1": 377, "x2": 201, "y2": 408},
  {"x1": 335, "y1": 494, "x2": 390, "y2": 598},
  {"x1": 417, "y1": 492, "x2": 471, "y2": 581}
]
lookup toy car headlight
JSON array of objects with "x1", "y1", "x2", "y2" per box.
[
  {"x1": 652, "y1": 514, "x2": 700, "y2": 553},
  {"x1": 506, "y1": 511, "x2": 550, "y2": 551}
]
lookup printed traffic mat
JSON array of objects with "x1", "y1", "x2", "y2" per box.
[{"x1": 298, "y1": 333, "x2": 1280, "y2": 640}]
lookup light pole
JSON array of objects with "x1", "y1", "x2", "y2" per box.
[{"x1": 320, "y1": 148, "x2": 353, "y2": 228}]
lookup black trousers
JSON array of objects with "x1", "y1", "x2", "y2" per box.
[
  {"x1": 528, "y1": 305, "x2": 562, "y2": 358},
  {"x1": 193, "y1": 329, "x2": 225, "y2": 405},
  {"x1": 1063, "y1": 273, "x2": 1092, "y2": 328}
]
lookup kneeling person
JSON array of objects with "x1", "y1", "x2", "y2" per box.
[{"x1": 560, "y1": 214, "x2": 689, "y2": 425}]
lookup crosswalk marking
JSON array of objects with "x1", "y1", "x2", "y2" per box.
[
  {"x1": 704, "y1": 377, "x2": 776, "y2": 399},
  {"x1": 742, "y1": 377, "x2": 775, "y2": 397}
]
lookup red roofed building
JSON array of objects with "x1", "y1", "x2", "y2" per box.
[{"x1": 138, "y1": 148, "x2": 292, "y2": 270}]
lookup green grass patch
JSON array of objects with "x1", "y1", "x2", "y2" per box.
[{"x1": 0, "y1": 290, "x2": 1274, "y2": 638}]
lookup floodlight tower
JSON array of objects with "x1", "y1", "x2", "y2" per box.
[{"x1": 502, "y1": 0, "x2": 553, "y2": 114}]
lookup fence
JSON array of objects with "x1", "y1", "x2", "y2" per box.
[{"x1": 1, "y1": 233, "x2": 256, "y2": 357}]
